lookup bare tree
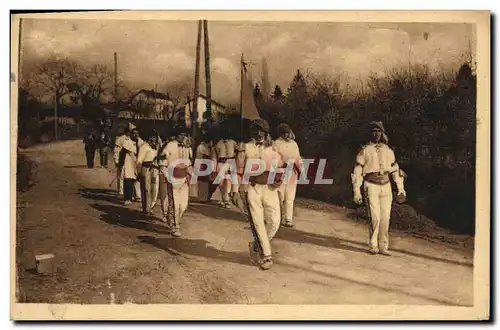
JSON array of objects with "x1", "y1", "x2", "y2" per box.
[
  {"x1": 67, "y1": 63, "x2": 114, "y2": 120},
  {"x1": 30, "y1": 54, "x2": 78, "y2": 105}
]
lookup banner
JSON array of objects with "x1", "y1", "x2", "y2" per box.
[{"x1": 241, "y1": 58, "x2": 261, "y2": 121}]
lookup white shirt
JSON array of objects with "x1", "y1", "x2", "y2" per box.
[
  {"x1": 158, "y1": 141, "x2": 193, "y2": 167},
  {"x1": 196, "y1": 142, "x2": 212, "y2": 159},
  {"x1": 113, "y1": 134, "x2": 128, "y2": 164},
  {"x1": 274, "y1": 137, "x2": 302, "y2": 163},
  {"x1": 137, "y1": 143, "x2": 157, "y2": 165},
  {"x1": 352, "y1": 142, "x2": 405, "y2": 194},
  {"x1": 355, "y1": 142, "x2": 398, "y2": 176},
  {"x1": 237, "y1": 139, "x2": 283, "y2": 174},
  {"x1": 213, "y1": 139, "x2": 238, "y2": 159}
]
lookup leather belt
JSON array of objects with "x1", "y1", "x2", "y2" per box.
[
  {"x1": 364, "y1": 172, "x2": 391, "y2": 185},
  {"x1": 249, "y1": 171, "x2": 283, "y2": 186},
  {"x1": 218, "y1": 157, "x2": 235, "y2": 162}
]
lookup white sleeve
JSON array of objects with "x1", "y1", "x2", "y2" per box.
[{"x1": 351, "y1": 148, "x2": 365, "y2": 195}]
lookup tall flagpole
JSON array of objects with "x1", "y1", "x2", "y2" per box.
[
  {"x1": 193, "y1": 20, "x2": 202, "y2": 148},
  {"x1": 240, "y1": 53, "x2": 244, "y2": 142},
  {"x1": 203, "y1": 20, "x2": 212, "y2": 126}
]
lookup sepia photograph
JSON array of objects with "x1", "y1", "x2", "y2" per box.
[{"x1": 10, "y1": 10, "x2": 490, "y2": 320}]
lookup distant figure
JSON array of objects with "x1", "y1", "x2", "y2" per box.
[
  {"x1": 351, "y1": 121, "x2": 407, "y2": 256},
  {"x1": 83, "y1": 131, "x2": 97, "y2": 168},
  {"x1": 97, "y1": 131, "x2": 112, "y2": 168},
  {"x1": 274, "y1": 123, "x2": 304, "y2": 228}
]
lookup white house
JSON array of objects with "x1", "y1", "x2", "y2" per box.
[
  {"x1": 122, "y1": 89, "x2": 174, "y2": 120},
  {"x1": 183, "y1": 94, "x2": 227, "y2": 127}
]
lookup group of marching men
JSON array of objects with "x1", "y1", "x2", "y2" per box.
[{"x1": 110, "y1": 119, "x2": 407, "y2": 270}]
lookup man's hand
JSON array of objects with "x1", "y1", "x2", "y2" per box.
[
  {"x1": 395, "y1": 192, "x2": 406, "y2": 204},
  {"x1": 353, "y1": 192, "x2": 363, "y2": 205}
]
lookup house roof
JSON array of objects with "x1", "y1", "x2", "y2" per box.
[{"x1": 131, "y1": 89, "x2": 171, "y2": 100}]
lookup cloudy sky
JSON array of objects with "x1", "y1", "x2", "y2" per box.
[{"x1": 20, "y1": 18, "x2": 475, "y2": 104}]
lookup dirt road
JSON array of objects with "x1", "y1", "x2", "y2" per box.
[{"x1": 15, "y1": 140, "x2": 474, "y2": 306}]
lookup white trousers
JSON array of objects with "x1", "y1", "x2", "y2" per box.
[
  {"x1": 278, "y1": 182, "x2": 297, "y2": 224},
  {"x1": 219, "y1": 178, "x2": 232, "y2": 203},
  {"x1": 247, "y1": 184, "x2": 281, "y2": 259},
  {"x1": 150, "y1": 168, "x2": 160, "y2": 208},
  {"x1": 117, "y1": 166, "x2": 124, "y2": 195},
  {"x1": 134, "y1": 181, "x2": 141, "y2": 200},
  {"x1": 159, "y1": 174, "x2": 189, "y2": 228},
  {"x1": 364, "y1": 181, "x2": 393, "y2": 252}
]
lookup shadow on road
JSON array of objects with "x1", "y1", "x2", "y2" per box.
[
  {"x1": 64, "y1": 165, "x2": 89, "y2": 169},
  {"x1": 275, "y1": 226, "x2": 372, "y2": 255},
  {"x1": 188, "y1": 203, "x2": 248, "y2": 223},
  {"x1": 79, "y1": 188, "x2": 124, "y2": 206},
  {"x1": 137, "y1": 235, "x2": 254, "y2": 267},
  {"x1": 276, "y1": 226, "x2": 473, "y2": 268},
  {"x1": 89, "y1": 203, "x2": 172, "y2": 235}
]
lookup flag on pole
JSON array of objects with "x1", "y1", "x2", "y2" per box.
[
  {"x1": 241, "y1": 56, "x2": 261, "y2": 120},
  {"x1": 185, "y1": 97, "x2": 192, "y2": 128}
]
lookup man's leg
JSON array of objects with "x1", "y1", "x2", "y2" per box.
[
  {"x1": 263, "y1": 186, "x2": 282, "y2": 242},
  {"x1": 117, "y1": 167, "x2": 124, "y2": 196},
  {"x1": 150, "y1": 169, "x2": 159, "y2": 208},
  {"x1": 378, "y1": 183, "x2": 394, "y2": 255},
  {"x1": 364, "y1": 182, "x2": 382, "y2": 253},
  {"x1": 220, "y1": 179, "x2": 231, "y2": 207},
  {"x1": 178, "y1": 181, "x2": 190, "y2": 222},
  {"x1": 170, "y1": 184, "x2": 184, "y2": 237},
  {"x1": 134, "y1": 180, "x2": 142, "y2": 202},
  {"x1": 247, "y1": 185, "x2": 272, "y2": 262},
  {"x1": 145, "y1": 168, "x2": 153, "y2": 214},
  {"x1": 103, "y1": 151, "x2": 108, "y2": 167},
  {"x1": 123, "y1": 178, "x2": 133, "y2": 204},
  {"x1": 86, "y1": 149, "x2": 93, "y2": 168},
  {"x1": 158, "y1": 174, "x2": 169, "y2": 223},
  {"x1": 99, "y1": 150, "x2": 105, "y2": 167},
  {"x1": 284, "y1": 182, "x2": 298, "y2": 227}
]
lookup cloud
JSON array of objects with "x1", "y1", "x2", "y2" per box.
[{"x1": 24, "y1": 26, "x2": 97, "y2": 58}]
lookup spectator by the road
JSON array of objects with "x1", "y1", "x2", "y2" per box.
[
  {"x1": 96, "y1": 131, "x2": 112, "y2": 168},
  {"x1": 83, "y1": 131, "x2": 97, "y2": 169}
]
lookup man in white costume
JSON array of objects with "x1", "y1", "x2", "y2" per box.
[
  {"x1": 157, "y1": 127, "x2": 193, "y2": 237},
  {"x1": 120, "y1": 127, "x2": 142, "y2": 205},
  {"x1": 113, "y1": 125, "x2": 131, "y2": 196},
  {"x1": 149, "y1": 129, "x2": 163, "y2": 210},
  {"x1": 273, "y1": 123, "x2": 304, "y2": 228},
  {"x1": 351, "y1": 121, "x2": 407, "y2": 256},
  {"x1": 212, "y1": 131, "x2": 239, "y2": 208},
  {"x1": 136, "y1": 130, "x2": 159, "y2": 215},
  {"x1": 236, "y1": 119, "x2": 284, "y2": 270}
]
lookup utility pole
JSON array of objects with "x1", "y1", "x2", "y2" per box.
[
  {"x1": 114, "y1": 52, "x2": 118, "y2": 108},
  {"x1": 54, "y1": 95, "x2": 58, "y2": 141},
  {"x1": 240, "y1": 53, "x2": 244, "y2": 142},
  {"x1": 154, "y1": 83, "x2": 158, "y2": 126},
  {"x1": 203, "y1": 20, "x2": 212, "y2": 127},
  {"x1": 192, "y1": 20, "x2": 202, "y2": 148}
]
